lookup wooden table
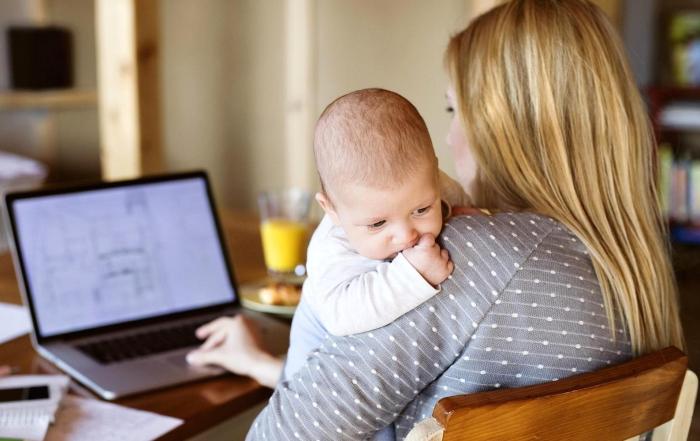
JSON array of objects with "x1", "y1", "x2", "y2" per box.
[{"x1": 0, "y1": 210, "x2": 283, "y2": 440}]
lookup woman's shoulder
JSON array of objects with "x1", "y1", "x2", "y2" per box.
[
  {"x1": 441, "y1": 211, "x2": 590, "y2": 269},
  {"x1": 443, "y1": 211, "x2": 559, "y2": 245}
]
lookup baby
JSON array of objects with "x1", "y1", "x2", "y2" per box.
[{"x1": 303, "y1": 88, "x2": 470, "y2": 337}]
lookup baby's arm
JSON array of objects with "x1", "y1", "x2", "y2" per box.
[
  {"x1": 402, "y1": 233, "x2": 454, "y2": 286},
  {"x1": 306, "y1": 228, "x2": 452, "y2": 336}
]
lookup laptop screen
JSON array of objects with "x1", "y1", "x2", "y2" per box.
[{"x1": 10, "y1": 175, "x2": 237, "y2": 338}]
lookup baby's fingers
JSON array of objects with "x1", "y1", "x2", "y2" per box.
[
  {"x1": 416, "y1": 233, "x2": 436, "y2": 249},
  {"x1": 441, "y1": 248, "x2": 450, "y2": 261}
]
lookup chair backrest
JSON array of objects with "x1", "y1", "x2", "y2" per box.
[{"x1": 429, "y1": 347, "x2": 690, "y2": 441}]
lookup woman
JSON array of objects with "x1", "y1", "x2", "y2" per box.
[
  {"x1": 443, "y1": 0, "x2": 683, "y2": 356},
  {"x1": 190, "y1": 1, "x2": 684, "y2": 439}
]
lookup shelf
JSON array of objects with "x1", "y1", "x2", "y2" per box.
[
  {"x1": 0, "y1": 89, "x2": 97, "y2": 110},
  {"x1": 659, "y1": 126, "x2": 700, "y2": 133},
  {"x1": 647, "y1": 86, "x2": 700, "y2": 101},
  {"x1": 658, "y1": 104, "x2": 700, "y2": 131},
  {"x1": 671, "y1": 224, "x2": 700, "y2": 245}
]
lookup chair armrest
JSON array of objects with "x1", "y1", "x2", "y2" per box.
[{"x1": 649, "y1": 370, "x2": 698, "y2": 441}]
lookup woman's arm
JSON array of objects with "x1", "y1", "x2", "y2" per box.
[
  {"x1": 246, "y1": 213, "x2": 555, "y2": 440},
  {"x1": 247, "y1": 286, "x2": 479, "y2": 440}
]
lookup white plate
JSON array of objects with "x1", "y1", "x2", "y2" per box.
[{"x1": 239, "y1": 281, "x2": 299, "y2": 318}]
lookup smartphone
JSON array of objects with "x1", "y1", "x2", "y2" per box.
[{"x1": 0, "y1": 385, "x2": 50, "y2": 403}]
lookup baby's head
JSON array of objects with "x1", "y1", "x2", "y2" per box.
[{"x1": 314, "y1": 88, "x2": 443, "y2": 260}]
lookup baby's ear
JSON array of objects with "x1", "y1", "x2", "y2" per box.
[{"x1": 315, "y1": 192, "x2": 340, "y2": 225}]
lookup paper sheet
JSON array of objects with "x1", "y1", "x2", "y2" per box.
[
  {"x1": 0, "y1": 301, "x2": 31, "y2": 344},
  {"x1": 45, "y1": 395, "x2": 183, "y2": 441}
]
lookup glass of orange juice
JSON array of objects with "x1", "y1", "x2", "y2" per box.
[{"x1": 258, "y1": 189, "x2": 312, "y2": 277}]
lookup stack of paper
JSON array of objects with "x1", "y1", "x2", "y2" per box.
[
  {"x1": 0, "y1": 302, "x2": 31, "y2": 344},
  {"x1": 0, "y1": 375, "x2": 182, "y2": 441},
  {"x1": 45, "y1": 395, "x2": 183, "y2": 441},
  {"x1": 0, "y1": 375, "x2": 70, "y2": 441}
]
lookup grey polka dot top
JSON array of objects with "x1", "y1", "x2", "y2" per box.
[{"x1": 247, "y1": 212, "x2": 633, "y2": 440}]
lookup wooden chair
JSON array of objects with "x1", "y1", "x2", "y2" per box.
[{"x1": 406, "y1": 347, "x2": 697, "y2": 441}]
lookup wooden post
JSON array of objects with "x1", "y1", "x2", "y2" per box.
[
  {"x1": 285, "y1": 0, "x2": 316, "y2": 191},
  {"x1": 96, "y1": 0, "x2": 161, "y2": 180}
]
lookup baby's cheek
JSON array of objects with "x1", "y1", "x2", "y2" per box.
[{"x1": 358, "y1": 238, "x2": 392, "y2": 261}]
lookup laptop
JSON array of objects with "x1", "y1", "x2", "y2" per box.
[{"x1": 4, "y1": 171, "x2": 284, "y2": 400}]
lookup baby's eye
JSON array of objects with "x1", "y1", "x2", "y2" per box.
[
  {"x1": 445, "y1": 106, "x2": 454, "y2": 114},
  {"x1": 415, "y1": 206, "x2": 432, "y2": 215},
  {"x1": 368, "y1": 220, "x2": 386, "y2": 230}
]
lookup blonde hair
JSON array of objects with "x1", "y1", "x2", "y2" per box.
[
  {"x1": 446, "y1": 0, "x2": 684, "y2": 354},
  {"x1": 314, "y1": 88, "x2": 437, "y2": 200}
]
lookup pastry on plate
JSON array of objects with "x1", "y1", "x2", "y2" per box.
[{"x1": 258, "y1": 283, "x2": 302, "y2": 306}]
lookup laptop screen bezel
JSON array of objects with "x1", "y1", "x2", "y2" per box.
[{"x1": 4, "y1": 170, "x2": 240, "y2": 343}]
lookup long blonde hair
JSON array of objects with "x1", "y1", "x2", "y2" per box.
[{"x1": 446, "y1": 0, "x2": 684, "y2": 354}]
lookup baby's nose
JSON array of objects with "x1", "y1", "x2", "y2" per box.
[{"x1": 395, "y1": 227, "x2": 419, "y2": 247}]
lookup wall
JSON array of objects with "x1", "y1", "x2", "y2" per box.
[
  {"x1": 0, "y1": 0, "x2": 655, "y2": 211},
  {"x1": 161, "y1": 0, "x2": 470, "y2": 210},
  {"x1": 622, "y1": 0, "x2": 657, "y2": 87},
  {"x1": 161, "y1": 0, "x2": 627, "y2": 211},
  {"x1": 0, "y1": 0, "x2": 100, "y2": 180},
  {"x1": 315, "y1": 0, "x2": 469, "y2": 184},
  {"x1": 159, "y1": 0, "x2": 470, "y2": 210},
  {"x1": 161, "y1": 0, "x2": 286, "y2": 209},
  {"x1": 48, "y1": 0, "x2": 100, "y2": 179}
]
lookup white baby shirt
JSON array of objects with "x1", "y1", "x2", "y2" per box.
[{"x1": 303, "y1": 171, "x2": 470, "y2": 336}]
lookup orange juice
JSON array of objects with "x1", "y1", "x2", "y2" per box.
[{"x1": 260, "y1": 218, "x2": 309, "y2": 273}]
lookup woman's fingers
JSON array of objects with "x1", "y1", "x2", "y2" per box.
[
  {"x1": 186, "y1": 347, "x2": 228, "y2": 368},
  {"x1": 196, "y1": 316, "x2": 234, "y2": 339},
  {"x1": 200, "y1": 329, "x2": 228, "y2": 351}
]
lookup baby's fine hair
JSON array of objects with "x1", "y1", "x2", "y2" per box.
[{"x1": 313, "y1": 88, "x2": 437, "y2": 200}]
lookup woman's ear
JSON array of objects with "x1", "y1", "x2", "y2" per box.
[{"x1": 315, "y1": 192, "x2": 341, "y2": 225}]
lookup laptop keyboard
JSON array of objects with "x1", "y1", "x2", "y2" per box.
[{"x1": 77, "y1": 319, "x2": 211, "y2": 364}]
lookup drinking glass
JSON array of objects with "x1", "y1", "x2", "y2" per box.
[{"x1": 257, "y1": 189, "x2": 312, "y2": 278}]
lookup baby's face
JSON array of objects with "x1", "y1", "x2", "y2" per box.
[{"x1": 327, "y1": 166, "x2": 443, "y2": 261}]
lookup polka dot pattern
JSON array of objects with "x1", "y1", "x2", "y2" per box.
[{"x1": 247, "y1": 213, "x2": 633, "y2": 441}]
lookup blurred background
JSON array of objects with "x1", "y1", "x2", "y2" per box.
[
  {"x1": 0, "y1": 0, "x2": 656, "y2": 210},
  {"x1": 0, "y1": 0, "x2": 699, "y2": 438}
]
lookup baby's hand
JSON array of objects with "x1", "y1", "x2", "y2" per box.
[{"x1": 402, "y1": 233, "x2": 454, "y2": 286}]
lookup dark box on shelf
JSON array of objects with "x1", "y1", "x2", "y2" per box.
[{"x1": 7, "y1": 26, "x2": 73, "y2": 90}]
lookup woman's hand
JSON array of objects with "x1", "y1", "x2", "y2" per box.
[{"x1": 186, "y1": 315, "x2": 284, "y2": 388}]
